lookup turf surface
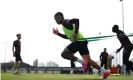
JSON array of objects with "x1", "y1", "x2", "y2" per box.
[{"x1": 1, "y1": 73, "x2": 133, "y2": 80}]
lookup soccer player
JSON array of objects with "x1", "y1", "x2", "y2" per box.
[
  {"x1": 53, "y1": 12, "x2": 110, "y2": 79},
  {"x1": 112, "y1": 25, "x2": 133, "y2": 71},
  {"x1": 12, "y1": 34, "x2": 22, "y2": 75}
]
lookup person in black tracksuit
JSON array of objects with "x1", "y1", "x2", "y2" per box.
[
  {"x1": 112, "y1": 25, "x2": 133, "y2": 71},
  {"x1": 100, "y1": 48, "x2": 108, "y2": 70}
]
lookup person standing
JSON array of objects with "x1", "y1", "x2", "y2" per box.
[
  {"x1": 12, "y1": 34, "x2": 22, "y2": 75},
  {"x1": 100, "y1": 48, "x2": 108, "y2": 69}
]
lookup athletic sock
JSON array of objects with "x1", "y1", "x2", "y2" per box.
[
  {"x1": 76, "y1": 58, "x2": 84, "y2": 64},
  {"x1": 100, "y1": 67, "x2": 107, "y2": 74}
]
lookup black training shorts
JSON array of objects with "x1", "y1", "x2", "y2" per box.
[
  {"x1": 67, "y1": 41, "x2": 89, "y2": 55},
  {"x1": 15, "y1": 52, "x2": 22, "y2": 62}
]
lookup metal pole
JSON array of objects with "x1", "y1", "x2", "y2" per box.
[
  {"x1": 122, "y1": 0, "x2": 124, "y2": 31},
  {"x1": 121, "y1": 0, "x2": 126, "y2": 75},
  {"x1": 27, "y1": 60, "x2": 30, "y2": 73},
  {"x1": 120, "y1": 0, "x2": 125, "y2": 67},
  {"x1": 122, "y1": 0, "x2": 125, "y2": 32}
]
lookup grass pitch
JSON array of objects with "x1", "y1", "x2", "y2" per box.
[{"x1": 1, "y1": 73, "x2": 133, "y2": 80}]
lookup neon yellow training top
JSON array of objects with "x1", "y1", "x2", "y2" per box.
[{"x1": 62, "y1": 24, "x2": 84, "y2": 42}]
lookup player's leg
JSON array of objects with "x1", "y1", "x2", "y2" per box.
[
  {"x1": 103, "y1": 63, "x2": 106, "y2": 70},
  {"x1": 79, "y1": 41, "x2": 105, "y2": 71},
  {"x1": 16, "y1": 61, "x2": 22, "y2": 74},
  {"x1": 123, "y1": 48, "x2": 133, "y2": 71},
  {"x1": 61, "y1": 48, "x2": 77, "y2": 61},
  {"x1": 12, "y1": 62, "x2": 18, "y2": 74},
  {"x1": 12, "y1": 53, "x2": 18, "y2": 75},
  {"x1": 82, "y1": 55, "x2": 103, "y2": 71},
  {"x1": 12, "y1": 56, "x2": 17, "y2": 71},
  {"x1": 101, "y1": 61, "x2": 104, "y2": 68},
  {"x1": 79, "y1": 41, "x2": 110, "y2": 79},
  {"x1": 70, "y1": 60, "x2": 75, "y2": 74},
  {"x1": 13, "y1": 62, "x2": 17, "y2": 69},
  {"x1": 99, "y1": 61, "x2": 104, "y2": 74},
  {"x1": 83, "y1": 55, "x2": 110, "y2": 79},
  {"x1": 16, "y1": 54, "x2": 22, "y2": 74},
  {"x1": 61, "y1": 42, "x2": 87, "y2": 72}
]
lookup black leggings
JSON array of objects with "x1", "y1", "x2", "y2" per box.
[
  {"x1": 101, "y1": 61, "x2": 107, "y2": 70},
  {"x1": 70, "y1": 61, "x2": 75, "y2": 68},
  {"x1": 123, "y1": 47, "x2": 133, "y2": 71}
]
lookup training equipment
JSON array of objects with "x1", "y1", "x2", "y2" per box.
[{"x1": 78, "y1": 33, "x2": 133, "y2": 42}]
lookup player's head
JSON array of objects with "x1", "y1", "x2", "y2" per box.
[
  {"x1": 16, "y1": 33, "x2": 21, "y2": 39},
  {"x1": 54, "y1": 12, "x2": 64, "y2": 25},
  {"x1": 104, "y1": 48, "x2": 107, "y2": 52},
  {"x1": 112, "y1": 25, "x2": 119, "y2": 33}
]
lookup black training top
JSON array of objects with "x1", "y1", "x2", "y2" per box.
[
  {"x1": 100, "y1": 51, "x2": 108, "y2": 61},
  {"x1": 117, "y1": 30, "x2": 132, "y2": 48},
  {"x1": 13, "y1": 40, "x2": 21, "y2": 53}
]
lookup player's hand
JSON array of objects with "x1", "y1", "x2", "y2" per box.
[
  {"x1": 72, "y1": 33, "x2": 78, "y2": 41},
  {"x1": 116, "y1": 49, "x2": 120, "y2": 54},
  {"x1": 53, "y1": 28, "x2": 59, "y2": 35}
]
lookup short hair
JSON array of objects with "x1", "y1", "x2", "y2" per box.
[
  {"x1": 16, "y1": 33, "x2": 21, "y2": 37},
  {"x1": 113, "y1": 25, "x2": 119, "y2": 30},
  {"x1": 54, "y1": 12, "x2": 63, "y2": 17}
]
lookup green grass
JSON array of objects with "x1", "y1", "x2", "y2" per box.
[{"x1": 1, "y1": 73, "x2": 133, "y2": 80}]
